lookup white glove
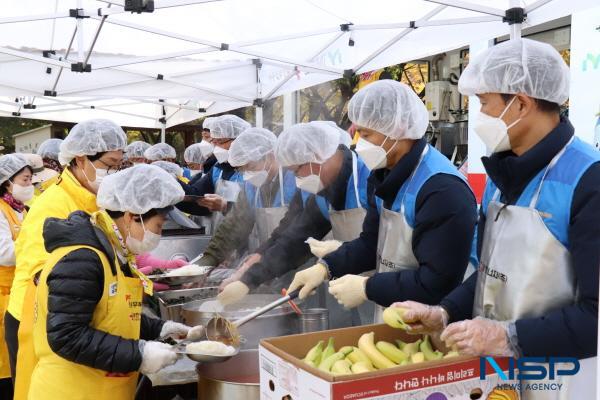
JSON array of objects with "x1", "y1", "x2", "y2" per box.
[
  {"x1": 287, "y1": 263, "x2": 328, "y2": 300},
  {"x1": 392, "y1": 300, "x2": 449, "y2": 334},
  {"x1": 305, "y1": 237, "x2": 343, "y2": 258},
  {"x1": 186, "y1": 325, "x2": 205, "y2": 341},
  {"x1": 440, "y1": 317, "x2": 514, "y2": 357},
  {"x1": 139, "y1": 340, "x2": 177, "y2": 375},
  {"x1": 160, "y1": 321, "x2": 190, "y2": 339},
  {"x1": 328, "y1": 275, "x2": 368, "y2": 308},
  {"x1": 217, "y1": 281, "x2": 249, "y2": 306}
]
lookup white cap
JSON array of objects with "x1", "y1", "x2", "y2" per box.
[
  {"x1": 228, "y1": 128, "x2": 277, "y2": 167},
  {"x1": 144, "y1": 142, "x2": 176, "y2": 161},
  {"x1": 151, "y1": 160, "x2": 183, "y2": 178},
  {"x1": 184, "y1": 143, "x2": 208, "y2": 164},
  {"x1": 125, "y1": 141, "x2": 151, "y2": 159},
  {"x1": 21, "y1": 153, "x2": 57, "y2": 184},
  {"x1": 348, "y1": 80, "x2": 428, "y2": 140},
  {"x1": 36, "y1": 138, "x2": 62, "y2": 161},
  {"x1": 202, "y1": 117, "x2": 216, "y2": 131},
  {"x1": 97, "y1": 164, "x2": 185, "y2": 214},
  {"x1": 210, "y1": 115, "x2": 251, "y2": 139},
  {"x1": 458, "y1": 38, "x2": 570, "y2": 105},
  {"x1": 0, "y1": 154, "x2": 30, "y2": 185},
  {"x1": 276, "y1": 122, "x2": 340, "y2": 167},
  {"x1": 313, "y1": 121, "x2": 352, "y2": 147},
  {"x1": 59, "y1": 119, "x2": 127, "y2": 165}
]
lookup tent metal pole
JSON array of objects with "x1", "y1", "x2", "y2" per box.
[
  {"x1": 416, "y1": 15, "x2": 502, "y2": 27},
  {"x1": 423, "y1": 0, "x2": 504, "y2": 17},
  {"x1": 509, "y1": 0, "x2": 522, "y2": 39},
  {"x1": 76, "y1": 0, "x2": 85, "y2": 63},
  {"x1": 0, "y1": 12, "x2": 70, "y2": 25},
  {"x1": 0, "y1": 47, "x2": 72, "y2": 69},
  {"x1": 525, "y1": 0, "x2": 554, "y2": 13},
  {"x1": 161, "y1": 125, "x2": 166, "y2": 142},
  {"x1": 255, "y1": 107, "x2": 263, "y2": 128},
  {"x1": 51, "y1": 26, "x2": 78, "y2": 92},
  {"x1": 83, "y1": 4, "x2": 111, "y2": 69}
]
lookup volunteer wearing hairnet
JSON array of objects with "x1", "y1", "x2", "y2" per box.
[
  {"x1": 0, "y1": 154, "x2": 33, "y2": 398},
  {"x1": 144, "y1": 142, "x2": 177, "y2": 163},
  {"x1": 5, "y1": 119, "x2": 126, "y2": 397},
  {"x1": 28, "y1": 165, "x2": 203, "y2": 400},
  {"x1": 152, "y1": 160, "x2": 185, "y2": 181},
  {"x1": 218, "y1": 121, "x2": 371, "y2": 328},
  {"x1": 195, "y1": 128, "x2": 297, "y2": 279},
  {"x1": 198, "y1": 117, "x2": 218, "y2": 175},
  {"x1": 287, "y1": 80, "x2": 477, "y2": 323},
  {"x1": 184, "y1": 143, "x2": 209, "y2": 178},
  {"x1": 177, "y1": 115, "x2": 248, "y2": 221},
  {"x1": 124, "y1": 141, "x2": 151, "y2": 165},
  {"x1": 395, "y1": 39, "x2": 600, "y2": 399},
  {"x1": 36, "y1": 138, "x2": 63, "y2": 191}
]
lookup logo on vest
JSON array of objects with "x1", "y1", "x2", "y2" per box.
[
  {"x1": 377, "y1": 253, "x2": 401, "y2": 270},
  {"x1": 478, "y1": 263, "x2": 507, "y2": 283},
  {"x1": 109, "y1": 282, "x2": 118, "y2": 296}
]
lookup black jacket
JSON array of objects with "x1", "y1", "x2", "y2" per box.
[
  {"x1": 42, "y1": 211, "x2": 165, "y2": 373},
  {"x1": 324, "y1": 138, "x2": 477, "y2": 307},
  {"x1": 177, "y1": 162, "x2": 238, "y2": 216},
  {"x1": 440, "y1": 118, "x2": 599, "y2": 359}
]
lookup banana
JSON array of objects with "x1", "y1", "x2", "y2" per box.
[
  {"x1": 402, "y1": 339, "x2": 422, "y2": 356},
  {"x1": 395, "y1": 340, "x2": 407, "y2": 350},
  {"x1": 411, "y1": 352, "x2": 425, "y2": 364},
  {"x1": 331, "y1": 359, "x2": 353, "y2": 375},
  {"x1": 346, "y1": 347, "x2": 374, "y2": 369},
  {"x1": 443, "y1": 351, "x2": 459, "y2": 359},
  {"x1": 350, "y1": 361, "x2": 373, "y2": 374},
  {"x1": 321, "y1": 337, "x2": 336, "y2": 363},
  {"x1": 339, "y1": 346, "x2": 354, "y2": 354},
  {"x1": 358, "y1": 332, "x2": 396, "y2": 370},
  {"x1": 420, "y1": 336, "x2": 443, "y2": 361},
  {"x1": 319, "y1": 352, "x2": 345, "y2": 372},
  {"x1": 303, "y1": 340, "x2": 324, "y2": 365},
  {"x1": 382, "y1": 307, "x2": 410, "y2": 330},
  {"x1": 375, "y1": 341, "x2": 408, "y2": 364},
  {"x1": 399, "y1": 359, "x2": 410, "y2": 366}
]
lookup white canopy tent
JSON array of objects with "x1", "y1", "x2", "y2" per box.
[{"x1": 0, "y1": 0, "x2": 596, "y2": 134}]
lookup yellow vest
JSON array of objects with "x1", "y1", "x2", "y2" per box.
[
  {"x1": 8, "y1": 168, "x2": 98, "y2": 320},
  {"x1": 29, "y1": 243, "x2": 144, "y2": 400}
]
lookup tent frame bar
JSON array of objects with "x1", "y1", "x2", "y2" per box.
[{"x1": 423, "y1": 0, "x2": 505, "y2": 17}]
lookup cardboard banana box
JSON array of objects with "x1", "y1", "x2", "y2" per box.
[{"x1": 259, "y1": 323, "x2": 518, "y2": 400}]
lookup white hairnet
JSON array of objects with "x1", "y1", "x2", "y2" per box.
[
  {"x1": 144, "y1": 143, "x2": 176, "y2": 161},
  {"x1": 59, "y1": 119, "x2": 127, "y2": 165},
  {"x1": 125, "y1": 141, "x2": 151, "y2": 159},
  {"x1": 37, "y1": 138, "x2": 63, "y2": 161},
  {"x1": 0, "y1": 154, "x2": 30, "y2": 185},
  {"x1": 313, "y1": 121, "x2": 352, "y2": 148},
  {"x1": 228, "y1": 128, "x2": 277, "y2": 167},
  {"x1": 151, "y1": 160, "x2": 183, "y2": 178},
  {"x1": 458, "y1": 38, "x2": 570, "y2": 105},
  {"x1": 276, "y1": 122, "x2": 340, "y2": 167},
  {"x1": 97, "y1": 164, "x2": 185, "y2": 214},
  {"x1": 184, "y1": 143, "x2": 208, "y2": 164},
  {"x1": 348, "y1": 80, "x2": 428, "y2": 140},
  {"x1": 202, "y1": 117, "x2": 216, "y2": 131},
  {"x1": 210, "y1": 115, "x2": 251, "y2": 139}
]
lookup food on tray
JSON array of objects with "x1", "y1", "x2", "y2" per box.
[{"x1": 185, "y1": 340, "x2": 236, "y2": 356}]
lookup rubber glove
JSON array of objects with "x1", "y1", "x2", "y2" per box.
[
  {"x1": 287, "y1": 263, "x2": 328, "y2": 300},
  {"x1": 217, "y1": 281, "x2": 250, "y2": 306},
  {"x1": 392, "y1": 300, "x2": 449, "y2": 334},
  {"x1": 440, "y1": 317, "x2": 514, "y2": 357},
  {"x1": 219, "y1": 253, "x2": 262, "y2": 290},
  {"x1": 328, "y1": 275, "x2": 368, "y2": 308},
  {"x1": 139, "y1": 341, "x2": 177, "y2": 374},
  {"x1": 136, "y1": 254, "x2": 187, "y2": 275},
  {"x1": 160, "y1": 321, "x2": 191, "y2": 339},
  {"x1": 305, "y1": 237, "x2": 343, "y2": 258},
  {"x1": 198, "y1": 194, "x2": 227, "y2": 212},
  {"x1": 152, "y1": 282, "x2": 170, "y2": 292}
]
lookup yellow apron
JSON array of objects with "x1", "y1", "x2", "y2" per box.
[
  {"x1": 13, "y1": 280, "x2": 36, "y2": 398},
  {"x1": 0, "y1": 199, "x2": 25, "y2": 379},
  {"x1": 28, "y1": 211, "x2": 152, "y2": 400}
]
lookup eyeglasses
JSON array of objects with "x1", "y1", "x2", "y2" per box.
[
  {"x1": 211, "y1": 138, "x2": 233, "y2": 146},
  {"x1": 96, "y1": 158, "x2": 122, "y2": 175}
]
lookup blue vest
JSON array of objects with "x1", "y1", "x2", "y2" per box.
[
  {"x1": 375, "y1": 145, "x2": 467, "y2": 229},
  {"x1": 211, "y1": 164, "x2": 243, "y2": 187},
  {"x1": 301, "y1": 153, "x2": 370, "y2": 221},
  {"x1": 182, "y1": 167, "x2": 192, "y2": 180},
  {"x1": 481, "y1": 137, "x2": 600, "y2": 248},
  {"x1": 244, "y1": 169, "x2": 298, "y2": 209}
]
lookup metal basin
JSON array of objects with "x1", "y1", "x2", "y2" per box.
[
  {"x1": 181, "y1": 294, "x2": 300, "y2": 349},
  {"x1": 150, "y1": 233, "x2": 212, "y2": 262},
  {"x1": 196, "y1": 350, "x2": 259, "y2": 400},
  {"x1": 156, "y1": 287, "x2": 219, "y2": 322}
]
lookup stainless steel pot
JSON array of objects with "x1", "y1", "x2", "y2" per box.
[
  {"x1": 196, "y1": 350, "x2": 259, "y2": 400},
  {"x1": 155, "y1": 287, "x2": 219, "y2": 322},
  {"x1": 150, "y1": 233, "x2": 212, "y2": 262},
  {"x1": 181, "y1": 294, "x2": 300, "y2": 349}
]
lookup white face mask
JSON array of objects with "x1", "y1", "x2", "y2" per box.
[
  {"x1": 295, "y1": 163, "x2": 324, "y2": 194},
  {"x1": 474, "y1": 96, "x2": 522, "y2": 154},
  {"x1": 198, "y1": 141, "x2": 214, "y2": 158},
  {"x1": 355, "y1": 136, "x2": 397, "y2": 170},
  {"x1": 189, "y1": 169, "x2": 202, "y2": 177},
  {"x1": 244, "y1": 170, "x2": 269, "y2": 188},
  {"x1": 213, "y1": 146, "x2": 229, "y2": 164},
  {"x1": 11, "y1": 183, "x2": 34, "y2": 203},
  {"x1": 126, "y1": 216, "x2": 161, "y2": 255},
  {"x1": 81, "y1": 159, "x2": 108, "y2": 192}
]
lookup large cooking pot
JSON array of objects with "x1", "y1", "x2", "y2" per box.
[
  {"x1": 181, "y1": 294, "x2": 300, "y2": 349},
  {"x1": 197, "y1": 350, "x2": 259, "y2": 400}
]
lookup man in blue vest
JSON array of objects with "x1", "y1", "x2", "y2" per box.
[
  {"x1": 395, "y1": 39, "x2": 599, "y2": 399},
  {"x1": 287, "y1": 80, "x2": 477, "y2": 323}
]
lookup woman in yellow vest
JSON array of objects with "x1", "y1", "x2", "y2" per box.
[
  {"x1": 0, "y1": 154, "x2": 34, "y2": 399},
  {"x1": 30, "y1": 164, "x2": 203, "y2": 400}
]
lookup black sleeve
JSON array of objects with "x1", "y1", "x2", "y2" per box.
[
  {"x1": 365, "y1": 174, "x2": 477, "y2": 307},
  {"x1": 515, "y1": 163, "x2": 600, "y2": 358},
  {"x1": 324, "y1": 178, "x2": 380, "y2": 277},
  {"x1": 241, "y1": 195, "x2": 332, "y2": 288},
  {"x1": 140, "y1": 315, "x2": 165, "y2": 341},
  {"x1": 46, "y1": 249, "x2": 142, "y2": 373},
  {"x1": 176, "y1": 172, "x2": 215, "y2": 216},
  {"x1": 256, "y1": 190, "x2": 304, "y2": 254}
]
